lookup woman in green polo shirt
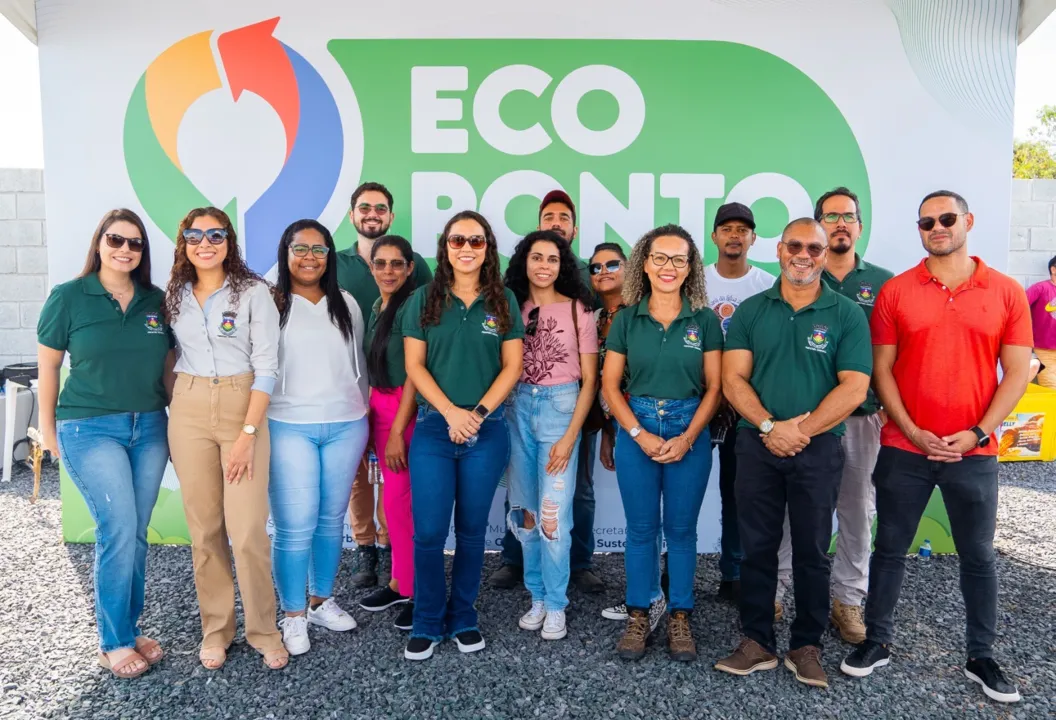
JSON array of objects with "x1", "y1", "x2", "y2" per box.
[
  {"x1": 401, "y1": 210, "x2": 524, "y2": 661},
  {"x1": 37, "y1": 209, "x2": 173, "y2": 679},
  {"x1": 602, "y1": 224, "x2": 723, "y2": 663}
]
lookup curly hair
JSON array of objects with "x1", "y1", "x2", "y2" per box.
[
  {"x1": 503, "y1": 230, "x2": 594, "y2": 309},
  {"x1": 163, "y1": 207, "x2": 264, "y2": 323},
  {"x1": 622, "y1": 224, "x2": 708, "y2": 311},
  {"x1": 419, "y1": 210, "x2": 512, "y2": 333}
]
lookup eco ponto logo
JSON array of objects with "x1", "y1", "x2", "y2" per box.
[{"x1": 124, "y1": 17, "x2": 343, "y2": 273}]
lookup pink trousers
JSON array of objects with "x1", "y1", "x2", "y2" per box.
[{"x1": 369, "y1": 387, "x2": 416, "y2": 596}]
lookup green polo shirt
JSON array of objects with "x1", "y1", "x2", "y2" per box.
[
  {"x1": 37, "y1": 273, "x2": 173, "y2": 420},
  {"x1": 365, "y1": 297, "x2": 409, "y2": 389},
  {"x1": 605, "y1": 294, "x2": 723, "y2": 400},
  {"x1": 725, "y1": 280, "x2": 872, "y2": 436},
  {"x1": 335, "y1": 242, "x2": 434, "y2": 319},
  {"x1": 401, "y1": 284, "x2": 525, "y2": 407},
  {"x1": 821, "y1": 254, "x2": 893, "y2": 416}
]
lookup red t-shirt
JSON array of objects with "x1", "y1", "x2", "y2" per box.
[{"x1": 870, "y1": 257, "x2": 1033, "y2": 456}]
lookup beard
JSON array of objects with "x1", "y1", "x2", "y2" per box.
[
  {"x1": 355, "y1": 219, "x2": 391, "y2": 240},
  {"x1": 923, "y1": 232, "x2": 966, "y2": 257},
  {"x1": 782, "y1": 262, "x2": 824, "y2": 286},
  {"x1": 828, "y1": 235, "x2": 853, "y2": 254}
]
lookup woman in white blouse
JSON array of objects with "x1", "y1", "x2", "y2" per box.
[
  {"x1": 268, "y1": 220, "x2": 369, "y2": 656},
  {"x1": 164, "y1": 207, "x2": 287, "y2": 671}
]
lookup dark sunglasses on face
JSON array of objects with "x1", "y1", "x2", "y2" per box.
[
  {"x1": 104, "y1": 233, "x2": 144, "y2": 252},
  {"x1": 589, "y1": 260, "x2": 623, "y2": 275},
  {"x1": 290, "y1": 243, "x2": 330, "y2": 258},
  {"x1": 357, "y1": 203, "x2": 389, "y2": 216},
  {"x1": 526, "y1": 306, "x2": 540, "y2": 336},
  {"x1": 821, "y1": 212, "x2": 858, "y2": 224},
  {"x1": 182, "y1": 228, "x2": 228, "y2": 245},
  {"x1": 917, "y1": 213, "x2": 965, "y2": 232},
  {"x1": 781, "y1": 240, "x2": 826, "y2": 258},
  {"x1": 372, "y1": 258, "x2": 407, "y2": 271},
  {"x1": 448, "y1": 234, "x2": 488, "y2": 250}
]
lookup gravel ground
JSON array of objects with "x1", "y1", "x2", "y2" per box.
[{"x1": 0, "y1": 462, "x2": 1053, "y2": 720}]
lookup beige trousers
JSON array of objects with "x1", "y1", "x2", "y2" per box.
[{"x1": 349, "y1": 461, "x2": 389, "y2": 547}]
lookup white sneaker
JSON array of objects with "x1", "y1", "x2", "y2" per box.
[
  {"x1": 280, "y1": 615, "x2": 310, "y2": 656},
  {"x1": 602, "y1": 603, "x2": 628, "y2": 621},
  {"x1": 542, "y1": 610, "x2": 567, "y2": 640},
  {"x1": 518, "y1": 601, "x2": 546, "y2": 631},
  {"x1": 648, "y1": 595, "x2": 667, "y2": 632},
  {"x1": 307, "y1": 598, "x2": 357, "y2": 632}
]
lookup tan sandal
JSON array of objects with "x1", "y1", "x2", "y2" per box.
[
  {"x1": 98, "y1": 650, "x2": 150, "y2": 679},
  {"x1": 199, "y1": 646, "x2": 227, "y2": 670},
  {"x1": 135, "y1": 636, "x2": 164, "y2": 665},
  {"x1": 263, "y1": 649, "x2": 289, "y2": 670}
]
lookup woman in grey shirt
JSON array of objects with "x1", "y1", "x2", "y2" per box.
[{"x1": 164, "y1": 207, "x2": 287, "y2": 671}]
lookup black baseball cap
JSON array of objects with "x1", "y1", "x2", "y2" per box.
[{"x1": 714, "y1": 202, "x2": 756, "y2": 231}]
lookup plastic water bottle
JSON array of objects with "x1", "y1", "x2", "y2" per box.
[
  {"x1": 465, "y1": 433, "x2": 479, "y2": 447},
  {"x1": 918, "y1": 538, "x2": 932, "y2": 559},
  {"x1": 367, "y1": 449, "x2": 382, "y2": 484}
]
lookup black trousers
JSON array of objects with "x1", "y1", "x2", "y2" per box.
[{"x1": 734, "y1": 428, "x2": 844, "y2": 653}]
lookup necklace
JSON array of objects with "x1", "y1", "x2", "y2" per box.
[{"x1": 103, "y1": 284, "x2": 134, "y2": 300}]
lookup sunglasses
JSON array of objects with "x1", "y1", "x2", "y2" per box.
[
  {"x1": 372, "y1": 258, "x2": 408, "y2": 271},
  {"x1": 821, "y1": 212, "x2": 859, "y2": 224},
  {"x1": 526, "y1": 306, "x2": 540, "y2": 336},
  {"x1": 290, "y1": 243, "x2": 330, "y2": 258},
  {"x1": 649, "y1": 252, "x2": 689, "y2": 269},
  {"x1": 356, "y1": 203, "x2": 389, "y2": 216},
  {"x1": 448, "y1": 235, "x2": 488, "y2": 250},
  {"x1": 916, "y1": 213, "x2": 965, "y2": 232},
  {"x1": 182, "y1": 228, "x2": 228, "y2": 245},
  {"x1": 104, "y1": 233, "x2": 144, "y2": 252},
  {"x1": 589, "y1": 260, "x2": 623, "y2": 275},
  {"x1": 781, "y1": 240, "x2": 827, "y2": 258}
]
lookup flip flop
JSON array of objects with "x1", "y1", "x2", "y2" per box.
[
  {"x1": 135, "y1": 637, "x2": 164, "y2": 665},
  {"x1": 98, "y1": 650, "x2": 150, "y2": 679},
  {"x1": 199, "y1": 646, "x2": 227, "y2": 671},
  {"x1": 263, "y1": 649, "x2": 289, "y2": 671}
]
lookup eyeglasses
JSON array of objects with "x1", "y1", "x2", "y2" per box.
[
  {"x1": 104, "y1": 233, "x2": 144, "y2": 252},
  {"x1": 589, "y1": 260, "x2": 623, "y2": 275},
  {"x1": 916, "y1": 213, "x2": 965, "y2": 231},
  {"x1": 356, "y1": 203, "x2": 389, "y2": 216},
  {"x1": 372, "y1": 258, "x2": 408, "y2": 271},
  {"x1": 781, "y1": 240, "x2": 826, "y2": 258},
  {"x1": 182, "y1": 228, "x2": 228, "y2": 245},
  {"x1": 448, "y1": 235, "x2": 488, "y2": 250},
  {"x1": 821, "y1": 212, "x2": 859, "y2": 224},
  {"x1": 290, "y1": 244, "x2": 330, "y2": 258},
  {"x1": 649, "y1": 252, "x2": 689, "y2": 269},
  {"x1": 526, "y1": 306, "x2": 540, "y2": 336}
]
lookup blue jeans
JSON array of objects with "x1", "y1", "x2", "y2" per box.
[
  {"x1": 506, "y1": 382, "x2": 580, "y2": 611},
  {"x1": 614, "y1": 396, "x2": 712, "y2": 611},
  {"x1": 409, "y1": 405, "x2": 510, "y2": 641},
  {"x1": 268, "y1": 418, "x2": 369, "y2": 612},
  {"x1": 57, "y1": 411, "x2": 169, "y2": 653}
]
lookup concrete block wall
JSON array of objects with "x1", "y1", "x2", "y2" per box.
[
  {"x1": 1009, "y1": 179, "x2": 1056, "y2": 287},
  {"x1": 0, "y1": 169, "x2": 47, "y2": 370}
]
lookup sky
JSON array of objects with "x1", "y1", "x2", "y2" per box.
[{"x1": 1, "y1": 11, "x2": 1055, "y2": 169}]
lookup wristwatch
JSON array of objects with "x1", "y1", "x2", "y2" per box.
[
  {"x1": 970, "y1": 426, "x2": 990, "y2": 448},
  {"x1": 629, "y1": 425, "x2": 643, "y2": 439},
  {"x1": 473, "y1": 404, "x2": 490, "y2": 420},
  {"x1": 759, "y1": 418, "x2": 775, "y2": 435},
  {"x1": 242, "y1": 424, "x2": 257, "y2": 436}
]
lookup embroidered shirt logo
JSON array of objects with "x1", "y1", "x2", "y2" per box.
[
  {"x1": 482, "y1": 314, "x2": 499, "y2": 337},
  {"x1": 683, "y1": 324, "x2": 702, "y2": 350},
  {"x1": 219, "y1": 311, "x2": 237, "y2": 337},
  {"x1": 856, "y1": 283, "x2": 875, "y2": 305},
  {"x1": 144, "y1": 312, "x2": 165, "y2": 334},
  {"x1": 806, "y1": 324, "x2": 830, "y2": 353}
]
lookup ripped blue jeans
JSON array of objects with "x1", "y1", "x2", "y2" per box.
[{"x1": 506, "y1": 381, "x2": 580, "y2": 611}]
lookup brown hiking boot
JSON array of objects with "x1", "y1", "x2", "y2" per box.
[
  {"x1": 775, "y1": 600, "x2": 784, "y2": 622},
  {"x1": 714, "y1": 637, "x2": 779, "y2": 676},
  {"x1": 785, "y1": 645, "x2": 829, "y2": 688},
  {"x1": 831, "y1": 599, "x2": 866, "y2": 644},
  {"x1": 616, "y1": 609, "x2": 650, "y2": 660},
  {"x1": 667, "y1": 610, "x2": 696, "y2": 662}
]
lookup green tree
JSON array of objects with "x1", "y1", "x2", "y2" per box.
[{"x1": 1013, "y1": 105, "x2": 1056, "y2": 179}]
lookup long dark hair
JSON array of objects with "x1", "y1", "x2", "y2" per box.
[
  {"x1": 164, "y1": 207, "x2": 262, "y2": 322},
  {"x1": 367, "y1": 235, "x2": 416, "y2": 387},
  {"x1": 273, "y1": 219, "x2": 354, "y2": 343},
  {"x1": 80, "y1": 209, "x2": 157, "y2": 290},
  {"x1": 420, "y1": 210, "x2": 511, "y2": 333},
  {"x1": 504, "y1": 230, "x2": 594, "y2": 309}
]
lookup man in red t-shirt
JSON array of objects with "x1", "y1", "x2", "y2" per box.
[{"x1": 839, "y1": 191, "x2": 1032, "y2": 705}]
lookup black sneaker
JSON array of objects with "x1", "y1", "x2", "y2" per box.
[
  {"x1": 404, "y1": 636, "x2": 436, "y2": 661},
  {"x1": 488, "y1": 564, "x2": 522, "y2": 589},
  {"x1": 965, "y1": 658, "x2": 1021, "y2": 703},
  {"x1": 454, "y1": 630, "x2": 486, "y2": 654},
  {"x1": 571, "y1": 568, "x2": 605, "y2": 594},
  {"x1": 840, "y1": 640, "x2": 891, "y2": 678},
  {"x1": 394, "y1": 602, "x2": 414, "y2": 631},
  {"x1": 377, "y1": 546, "x2": 393, "y2": 587},
  {"x1": 717, "y1": 579, "x2": 741, "y2": 605},
  {"x1": 349, "y1": 545, "x2": 378, "y2": 588},
  {"x1": 359, "y1": 585, "x2": 409, "y2": 612}
]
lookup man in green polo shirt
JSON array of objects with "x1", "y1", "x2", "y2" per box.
[
  {"x1": 334, "y1": 181, "x2": 433, "y2": 589},
  {"x1": 715, "y1": 218, "x2": 871, "y2": 689},
  {"x1": 774, "y1": 187, "x2": 894, "y2": 644}
]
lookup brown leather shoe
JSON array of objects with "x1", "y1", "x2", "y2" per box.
[
  {"x1": 831, "y1": 598, "x2": 866, "y2": 644},
  {"x1": 667, "y1": 610, "x2": 696, "y2": 662},
  {"x1": 785, "y1": 645, "x2": 829, "y2": 688},
  {"x1": 616, "y1": 609, "x2": 650, "y2": 660},
  {"x1": 714, "y1": 637, "x2": 779, "y2": 676}
]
